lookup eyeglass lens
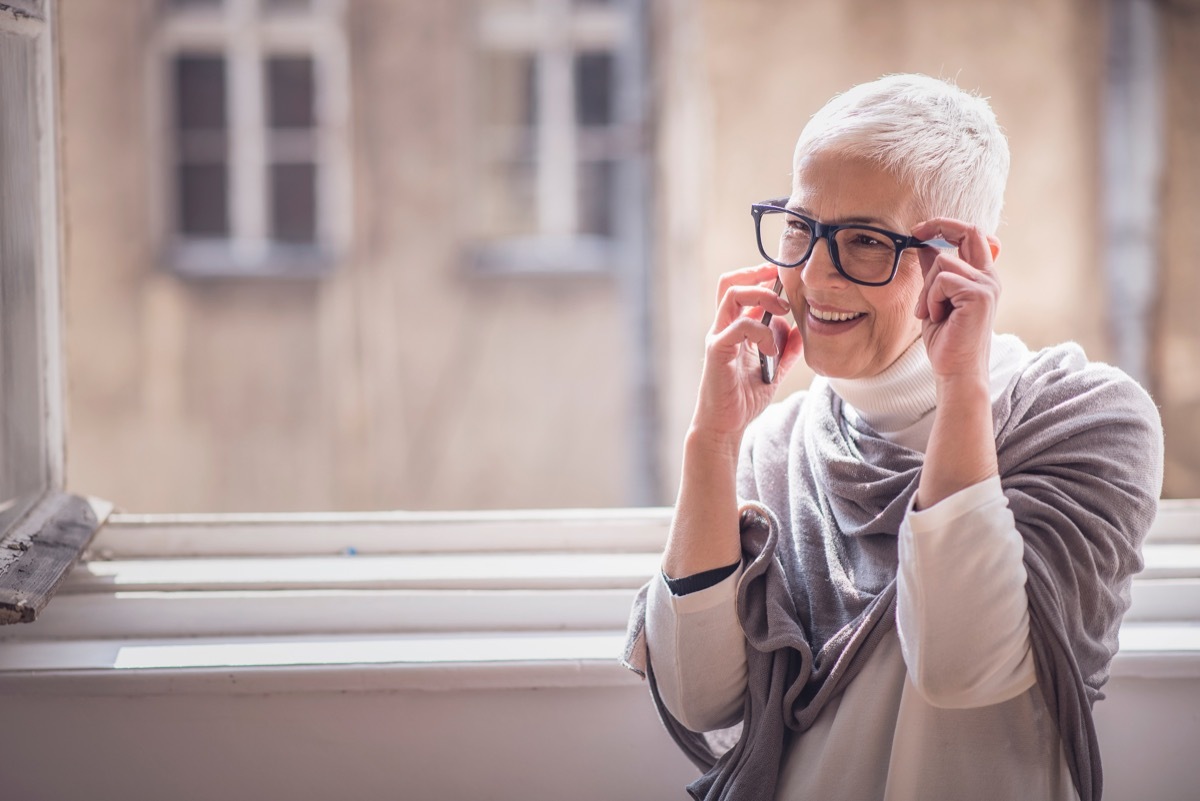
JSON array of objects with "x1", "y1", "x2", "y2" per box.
[{"x1": 757, "y1": 211, "x2": 896, "y2": 284}]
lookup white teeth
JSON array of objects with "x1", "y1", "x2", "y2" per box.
[{"x1": 809, "y1": 308, "x2": 865, "y2": 322}]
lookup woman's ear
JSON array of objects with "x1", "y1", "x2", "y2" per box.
[{"x1": 987, "y1": 235, "x2": 1001, "y2": 263}]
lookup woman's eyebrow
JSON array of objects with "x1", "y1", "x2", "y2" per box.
[
  {"x1": 839, "y1": 215, "x2": 894, "y2": 227},
  {"x1": 787, "y1": 205, "x2": 898, "y2": 228}
]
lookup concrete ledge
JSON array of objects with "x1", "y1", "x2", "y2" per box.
[
  {"x1": 0, "y1": 630, "x2": 639, "y2": 696},
  {"x1": 2, "y1": 622, "x2": 1197, "y2": 696}
]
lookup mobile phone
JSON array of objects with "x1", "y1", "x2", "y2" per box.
[{"x1": 758, "y1": 277, "x2": 786, "y2": 383}]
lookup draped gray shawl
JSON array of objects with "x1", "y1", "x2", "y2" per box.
[{"x1": 621, "y1": 343, "x2": 1163, "y2": 801}]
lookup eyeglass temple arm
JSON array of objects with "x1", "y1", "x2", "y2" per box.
[{"x1": 913, "y1": 237, "x2": 955, "y2": 249}]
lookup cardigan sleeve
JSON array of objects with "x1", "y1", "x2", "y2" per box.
[
  {"x1": 896, "y1": 475, "x2": 1037, "y2": 708},
  {"x1": 645, "y1": 562, "x2": 748, "y2": 732}
]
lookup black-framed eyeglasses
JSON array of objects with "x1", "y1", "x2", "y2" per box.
[{"x1": 751, "y1": 198, "x2": 952, "y2": 287}]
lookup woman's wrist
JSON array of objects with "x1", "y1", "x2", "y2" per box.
[
  {"x1": 663, "y1": 425, "x2": 745, "y2": 578},
  {"x1": 934, "y1": 371, "x2": 991, "y2": 408},
  {"x1": 684, "y1": 425, "x2": 744, "y2": 464}
]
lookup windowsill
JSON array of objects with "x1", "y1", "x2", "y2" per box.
[
  {"x1": 2, "y1": 502, "x2": 1196, "y2": 697},
  {"x1": 468, "y1": 235, "x2": 617, "y2": 276},
  {"x1": 0, "y1": 623, "x2": 1196, "y2": 697},
  {"x1": 0, "y1": 508, "x2": 665, "y2": 695},
  {"x1": 168, "y1": 240, "x2": 336, "y2": 279},
  {"x1": 1113, "y1": 623, "x2": 1200, "y2": 678},
  {"x1": 61, "y1": 552, "x2": 661, "y2": 593},
  {"x1": 0, "y1": 630, "x2": 638, "y2": 696},
  {"x1": 83, "y1": 506, "x2": 675, "y2": 559}
]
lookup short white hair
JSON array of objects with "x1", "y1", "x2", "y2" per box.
[{"x1": 793, "y1": 74, "x2": 1010, "y2": 234}]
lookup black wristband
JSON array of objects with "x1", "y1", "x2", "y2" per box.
[{"x1": 664, "y1": 559, "x2": 741, "y2": 596}]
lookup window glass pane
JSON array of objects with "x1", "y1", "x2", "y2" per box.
[
  {"x1": 175, "y1": 54, "x2": 228, "y2": 239},
  {"x1": 270, "y1": 162, "x2": 317, "y2": 244},
  {"x1": 179, "y1": 163, "x2": 229, "y2": 236},
  {"x1": 578, "y1": 159, "x2": 615, "y2": 238},
  {"x1": 175, "y1": 55, "x2": 226, "y2": 131},
  {"x1": 267, "y1": 56, "x2": 315, "y2": 129},
  {"x1": 575, "y1": 51, "x2": 614, "y2": 127},
  {"x1": 0, "y1": 32, "x2": 48, "y2": 532}
]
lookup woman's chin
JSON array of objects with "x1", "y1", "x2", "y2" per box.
[{"x1": 803, "y1": 348, "x2": 863, "y2": 380}]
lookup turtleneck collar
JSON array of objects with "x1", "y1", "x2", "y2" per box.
[
  {"x1": 822, "y1": 333, "x2": 1030, "y2": 453},
  {"x1": 826, "y1": 336, "x2": 937, "y2": 437}
]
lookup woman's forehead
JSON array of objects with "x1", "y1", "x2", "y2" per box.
[{"x1": 789, "y1": 151, "x2": 916, "y2": 229}]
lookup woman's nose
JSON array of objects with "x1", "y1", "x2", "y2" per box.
[{"x1": 799, "y1": 237, "x2": 846, "y2": 288}]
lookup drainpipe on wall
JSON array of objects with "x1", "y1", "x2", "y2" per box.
[
  {"x1": 1103, "y1": 0, "x2": 1164, "y2": 390},
  {"x1": 620, "y1": 0, "x2": 662, "y2": 507}
]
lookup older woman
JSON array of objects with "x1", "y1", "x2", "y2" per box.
[{"x1": 621, "y1": 74, "x2": 1163, "y2": 801}]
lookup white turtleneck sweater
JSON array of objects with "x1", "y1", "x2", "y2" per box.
[{"x1": 646, "y1": 333, "x2": 1079, "y2": 801}]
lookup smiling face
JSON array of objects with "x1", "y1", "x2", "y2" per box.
[{"x1": 779, "y1": 151, "x2": 925, "y2": 380}]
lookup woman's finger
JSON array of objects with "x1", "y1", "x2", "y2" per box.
[
  {"x1": 911, "y1": 217, "x2": 998, "y2": 276},
  {"x1": 916, "y1": 245, "x2": 1000, "y2": 319},
  {"x1": 915, "y1": 248, "x2": 940, "y2": 320},
  {"x1": 775, "y1": 320, "x2": 804, "y2": 376},
  {"x1": 926, "y1": 250, "x2": 996, "y2": 289},
  {"x1": 715, "y1": 263, "x2": 781, "y2": 307},
  {"x1": 708, "y1": 314, "x2": 785, "y2": 359},
  {"x1": 924, "y1": 270, "x2": 995, "y2": 324},
  {"x1": 713, "y1": 283, "x2": 791, "y2": 332}
]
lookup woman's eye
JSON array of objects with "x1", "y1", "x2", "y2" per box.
[{"x1": 851, "y1": 233, "x2": 886, "y2": 248}]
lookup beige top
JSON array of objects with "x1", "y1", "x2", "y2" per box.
[{"x1": 646, "y1": 335, "x2": 1079, "y2": 800}]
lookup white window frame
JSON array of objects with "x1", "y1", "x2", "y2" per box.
[
  {"x1": 2, "y1": 502, "x2": 1198, "y2": 694},
  {"x1": 471, "y1": 0, "x2": 647, "y2": 275},
  {"x1": 0, "y1": 0, "x2": 110, "y2": 624},
  {"x1": 1, "y1": 0, "x2": 1197, "y2": 705},
  {"x1": 152, "y1": 0, "x2": 352, "y2": 279},
  {"x1": 0, "y1": 0, "x2": 63, "y2": 515}
]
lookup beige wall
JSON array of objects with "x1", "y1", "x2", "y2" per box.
[{"x1": 61, "y1": 0, "x2": 632, "y2": 513}]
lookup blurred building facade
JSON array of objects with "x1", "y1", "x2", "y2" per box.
[
  {"x1": 59, "y1": 0, "x2": 1199, "y2": 512},
  {"x1": 1159, "y1": 0, "x2": 1200, "y2": 498}
]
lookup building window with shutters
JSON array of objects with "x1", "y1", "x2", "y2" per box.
[
  {"x1": 472, "y1": 0, "x2": 648, "y2": 275},
  {"x1": 157, "y1": 0, "x2": 350, "y2": 278}
]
